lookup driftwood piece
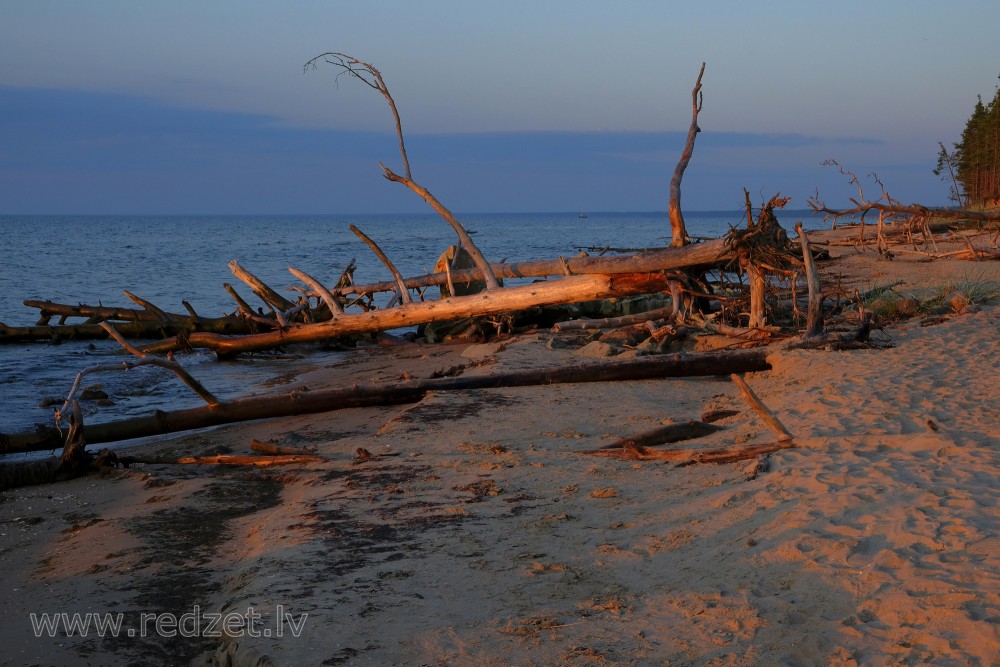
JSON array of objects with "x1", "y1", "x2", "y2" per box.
[
  {"x1": 552, "y1": 305, "x2": 675, "y2": 331},
  {"x1": 598, "y1": 420, "x2": 723, "y2": 449},
  {"x1": 582, "y1": 439, "x2": 795, "y2": 464},
  {"x1": 305, "y1": 51, "x2": 500, "y2": 291},
  {"x1": 0, "y1": 402, "x2": 98, "y2": 491},
  {"x1": 138, "y1": 272, "x2": 682, "y2": 356},
  {"x1": 97, "y1": 322, "x2": 219, "y2": 406},
  {"x1": 2, "y1": 348, "x2": 771, "y2": 453},
  {"x1": 668, "y1": 62, "x2": 706, "y2": 248},
  {"x1": 730, "y1": 373, "x2": 793, "y2": 441},
  {"x1": 0, "y1": 320, "x2": 198, "y2": 344},
  {"x1": 250, "y1": 438, "x2": 316, "y2": 456},
  {"x1": 123, "y1": 291, "x2": 169, "y2": 322},
  {"x1": 349, "y1": 225, "x2": 413, "y2": 304},
  {"x1": 119, "y1": 453, "x2": 326, "y2": 466},
  {"x1": 795, "y1": 223, "x2": 824, "y2": 338},
  {"x1": 288, "y1": 267, "x2": 343, "y2": 315},
  {"x1": 228, "y1": 260, "x2": 295, "y2": 312},
  {"x1": 337, "y1": 240, "x2": 730, "y2": 298}
]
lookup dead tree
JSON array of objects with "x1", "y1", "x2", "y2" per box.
[
  {"x1": 726, "y1": 193, "x2": 795, "y2": 329},
  {"x1": 305, "y1": 51, "x2": 500, "y2": 289},
  {"x1": 668, "y1": 62, "x2": 706, "y2": 248}
]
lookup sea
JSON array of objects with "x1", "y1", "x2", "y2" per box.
[{"x1": 0, "y1": 210, "x2": 826, "y2": 448}]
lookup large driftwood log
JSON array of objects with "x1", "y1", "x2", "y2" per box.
[
  {"x1": 338, "y1": 235, "x2": 731, "y2": 298},
  {"x1": 138, "y1": 272, "x2": 681, "y2": 356},
  {"x1": 1, "y1": 348, "x2": 770, "y2": 453}
]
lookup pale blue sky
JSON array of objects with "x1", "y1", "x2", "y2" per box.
[{"x1": 2, "y1": 1, "x2": 998, "y2": 213}]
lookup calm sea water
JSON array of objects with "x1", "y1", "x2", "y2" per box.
[{"x1": 0, "y1": 211, "x2": 822, "y2": 442}]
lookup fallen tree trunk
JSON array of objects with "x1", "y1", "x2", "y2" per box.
[
  {"x1": 1, "y1": 347, "x2": 770, "y2": 453},
  {"x1": 0, "y1": 320, "x2": 197, "y2": 343},
  {"x1": 336, "y1": 239, "x2": 731, "y2": 297},
  {"x1": 138, "y1": 272, "x2": 684, "y2": 356}
]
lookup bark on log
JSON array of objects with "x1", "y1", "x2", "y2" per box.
[
  {"x1": 1, "y1": 348, "x2": 771, "y2": 453},
  {"x1": 138, "y1": 272, "x2": 683, "y2": 356}
]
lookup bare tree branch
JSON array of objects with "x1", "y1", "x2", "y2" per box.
[{"x1": 669, "y1": 62, "x2": 706, "y2": 248}]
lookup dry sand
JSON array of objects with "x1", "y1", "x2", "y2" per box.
[{"x1": 1, "y1": 225, "x2": 999, "y2": 666}]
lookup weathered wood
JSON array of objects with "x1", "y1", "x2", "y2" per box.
[
  {"x1": 306, "y1": 51, "x2": 500, "y2": 290},
  {"x1": 553, "y1": 305, "x2": 676, "y2": 331},
  {"x1": 337, "y1": 240, "x2": 730, "y2": 297},
  {"x1": 599, "y1": 420, "x2": 723, "y2": 449},
  {"x1": 349, "y1": 224, "x2": 413, "y2": 304},
  {"x1": 118, "y1": 452, "x2": 326, "y2": 466},
  {"x1": 0, "y1": 320, "x2": 204, "y2": 343},
  {"x1": 582, "y1": 439, "x2": 795, "y2": 464},
  {"x1": 730, "y1": 373, "x2": 793, "y2": 441},
  {"x1": 288, "y1": 267, "x2": 343, "y2": 314},
  {"x1": 250, "y1": 438, "x2": 316, "y2": 456},
  {"x1": 668, "y1": 62, "x2": 705, "y2": 248},
  {"x1": 97, "y1": 322, "x2": 220, "y2": 406},
  {"x1": 123, "y1": 291, "x2": 169, "y2": 322},
  {"x1": 228, "y1": 260, "x2": 295, "y2": 312},
  {"x1": 1, "y1": 348, "x2": 771, "y2": 453},
  {"x1": 138, "y1": 272, "x2": 681, "y2": 356},
  {"x1": 796, "y1": 223, "x2": 824, "y2": 338}
]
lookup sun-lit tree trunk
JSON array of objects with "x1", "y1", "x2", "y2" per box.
[{"x1": 668, "y1": 62, "x2": 706, "y2": 248}]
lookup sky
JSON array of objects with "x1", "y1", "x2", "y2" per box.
[{"x1": 1, "y1": 0, "x2": 999, "y2": 215}]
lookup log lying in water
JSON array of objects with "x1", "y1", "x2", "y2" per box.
[{"x1": 1, "y1": 347, "x2": 771, "y2": 453}]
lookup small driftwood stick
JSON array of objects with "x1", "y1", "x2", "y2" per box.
[
  {"x1": 223, "y1": 283, "x2": 257, "y2": 314},
  {"x1": 348, "y1": 224, "x2": 413, "y2": 304},
  {"x1": 250, "y1": 438, "x2": 316, "y2": 456},
  {"x1": 582, "y1": 440, "x2": 794, "y2": 464},
  {"x1": 121, "y1": 453, "x2": 325, "y2": 466},
  {"x1": 228, "y1": 260, "x2": 295, "y2": 312},
  {"x1": 795, "y1": 223, "x2": 824, "y2": 338},
  {"x1": 599, "y1": 420, "x2": 722, "y2": 449},
  {"x1": 288, "y1": 266, "x2": 343, "y2": 314},
  {"x1": 553, "y1": 304, "x2": 677, "y2": 331},
  {"x1": 123, "y1": 291, "x2": 169, "y2": 322},
  {"x1": 98, "y1": 322, "x2": 220, "y2": 406},
  {"x1": 730, "y1": 373, "x2": 792, "y2": 441}
]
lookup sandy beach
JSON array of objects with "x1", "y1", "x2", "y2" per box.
[{"x1": 1, "y1": 224, "x2": 998, "y2": 666}]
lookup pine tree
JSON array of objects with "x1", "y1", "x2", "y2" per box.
[{"x1": 953, "y1": 78, "x2": 1000, "y2": 207}]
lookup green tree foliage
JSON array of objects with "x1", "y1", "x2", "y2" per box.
[{"x1": 951, "y1": 77, "x2": 1000, "y2": 207}]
